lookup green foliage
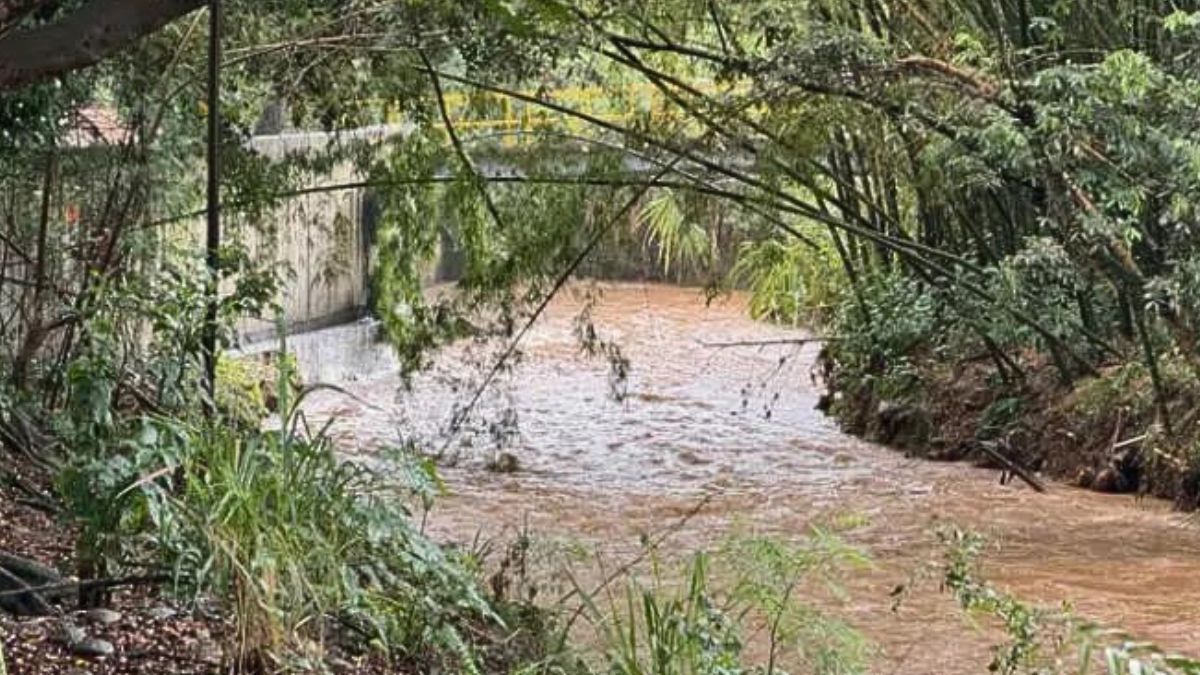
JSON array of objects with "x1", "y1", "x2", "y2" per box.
[
  {"x1": 61, "y1": 405, "x2": 501, "y2": 670},
  {"x1": 730, "y1": 236, "x2": 845, "y2": 325},
  {"x1": 1068, "y1": 362, "x2": 1156, "y2": 420},
  {"x1": 939, "y1": 528, "x2": 1065, "y2": 674},
  {"x1": 214, "y1": 355, "x2": 269, "y2": 425},
  {"x1": 582, "y1": 527, "x2": 871, "y2": 675},
  {"x1": 597, "y1": 554, "x2": 747, "y2": 675},
  {"x1": 834, "y1": 275, "x2": 940, "y2": 366},
  {"x1": 637, "y1": 191, "x2": 713, "y2": 280},
  {"x1": 163, "y1": 422, "x2": 493, "y2": 669},
  {"x1": 369, "y1": 132, "x2": 456, "y2": 374},
  {"x1": 825, "y1": 273, "x2": 941, "y2": 403},
  {"x1": 49, "y1": 240, "x2": 282, "y2": 581},
  {"x1": 56, "y1": 416, "x2": 184, "y2": 585},
  {"x1": 721, "y1": 531, "x2": 871, "y2": 674},
  {"x1": 984, "y1": 239, "x2": 1103, "y2": 354}
]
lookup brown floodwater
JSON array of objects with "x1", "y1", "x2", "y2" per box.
[{"x1": 291, "y1": 283, "x2": 1200, "y2": 673}]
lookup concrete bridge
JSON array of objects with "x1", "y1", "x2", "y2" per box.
[{"x1": 232, "y1": 82, "x2": 741, "y2": 344}]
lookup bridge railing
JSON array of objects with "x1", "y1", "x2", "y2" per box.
[{"x1": 381, "y1": 81, "x2": 731, "y2": 145}]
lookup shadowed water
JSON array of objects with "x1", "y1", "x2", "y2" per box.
[{"x1": 293, "y1": 283, "x2": 1200, "y2": 673}]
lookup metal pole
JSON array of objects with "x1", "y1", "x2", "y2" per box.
[{"x1": 203, "y1": 0, "x2": 221, "y2": 412}]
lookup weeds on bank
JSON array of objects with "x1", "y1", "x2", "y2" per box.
[
  {"x1": 574, "y1": 526, "x2": 873, "y2": 675},
  {"x1": 55, "y1": 352, "x2": 508, "y2": 671},
  {"x1": 160, "y1": 422, "x2": 494, "y2": 671}
]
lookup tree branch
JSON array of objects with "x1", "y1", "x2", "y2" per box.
[
  {"x1": 0, "y1": 0, "x2": 48, "y2": 37},
  {"x1": 0, "y1": 0, "x2": 205, "y2": 92}
]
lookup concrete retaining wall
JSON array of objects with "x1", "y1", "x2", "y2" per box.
[{"x1": 231, "y1": 130, "x2": 386, "y2": 344}]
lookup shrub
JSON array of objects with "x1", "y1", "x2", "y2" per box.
[
  {"x1": 57, "y1": 398, "x2": 504, "y2": 671},
  {"x1": 825, "y1": 273, "x2": 942, "y2": 407},
  {"x1": 147, "y1": 418, "x2": 496, "y2": 671},
  {"x1": 731, "y1": 236, "x2": 846, "y2": 326}
]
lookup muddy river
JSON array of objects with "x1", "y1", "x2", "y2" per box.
[{"x1": 289, "y1": 283, "x2": 1200, "y2": 673}]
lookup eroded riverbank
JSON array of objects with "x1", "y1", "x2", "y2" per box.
[{"x1": 298, "y1": 283, "x2": 1200, "y2": 673}]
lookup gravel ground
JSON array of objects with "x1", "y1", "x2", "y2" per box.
[{"x1": 0, "y1": 466, "x2": 230, "y2": 675}]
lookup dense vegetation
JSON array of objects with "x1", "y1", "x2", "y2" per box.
[
  {"x1": 3, "y1": 0, "x2": 1200, "y2": 673},
  {"x1": 487, "y1": 1, "x2": 1200, "y2": 508}
]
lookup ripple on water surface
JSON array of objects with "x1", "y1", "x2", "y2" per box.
[
  {"x1": 295, "y1": 284, "x2": 879, "y2": 496},
  {"x1": 294, "y1": 283, "x2": 1200, "y2": 673}
]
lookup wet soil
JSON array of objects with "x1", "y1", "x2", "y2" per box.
[
  {"x1": 299, "y1": 283, "x2": 1200, "y2": 674},
  {"x1": 0, "y1": 474, "x2": 234, "y2": 675}
]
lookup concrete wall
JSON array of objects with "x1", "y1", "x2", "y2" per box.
[
  {"x1": 228, "y1": 126, "x2": 735, "y2": 345},
  {"x1": 230, "y1": 125, "x2": 449, "y2": 345},
  {"x1": 231, "y1": 131, "x2": 379, "y2": 344}
]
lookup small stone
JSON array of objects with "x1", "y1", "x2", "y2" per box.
[
  {"x1": 70, "y1": 637, "x2": 115, "y2": 658},
  {"x1": 146, "y1": 606, "x2": 177, "y2": 621},
  {"x1": 82, "y1": 608, "x2": 122, "y2": 625},
  {"x1": 66, "y1": 668, "x2": 92, "y2": 675},
  {"x1": 54, "y1": 622, "x2": 86, "y2": 646}
]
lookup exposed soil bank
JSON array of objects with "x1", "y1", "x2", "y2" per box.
[
  {"x1": 820, "y1": 347, "x2": 1200, "y2": 508},
  {"x1": 300, "y1": 283, "x2": 1200, "y2": 673}
]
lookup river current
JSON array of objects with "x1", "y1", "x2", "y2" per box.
[{"x1": 290, "y1": 283, "x2": 1200, "y2": 673}]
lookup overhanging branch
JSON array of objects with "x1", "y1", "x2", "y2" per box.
[{"x1": 0, "y1": 0, "x2": 205, "y2": 92}]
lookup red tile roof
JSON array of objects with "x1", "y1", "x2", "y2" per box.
[{"x1": 63, "y1": 106, "x2": 129, "y2": 147}]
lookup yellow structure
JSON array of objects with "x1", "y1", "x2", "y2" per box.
[{"x1": 383, "y1": 81, "x2": 731, "y2": 144}]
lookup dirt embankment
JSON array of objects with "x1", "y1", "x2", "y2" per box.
[{"x1": 820, "y1": 350, "x2": 1200, "y2": 509}]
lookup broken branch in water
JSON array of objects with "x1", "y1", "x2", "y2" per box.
[
  {"x1": 696, "y1": 337, "x2": 841, "y2": 348},
  {"x1": 975, "y1": 441, "x2": 1046, "y2": 493}
]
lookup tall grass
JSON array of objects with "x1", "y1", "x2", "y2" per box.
[
  {"x1": 151, "y1": 420, "x2": 494, "y2": 670},
  {"x1": 577, "y1": 528, "x2": 872, "y2": 675},
  {"x1": 56, "y1": 359, "x2": 504, "y2": 670},
  {"x1": 591, "y1": 554, "x2": 743, "y2": 675}
]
